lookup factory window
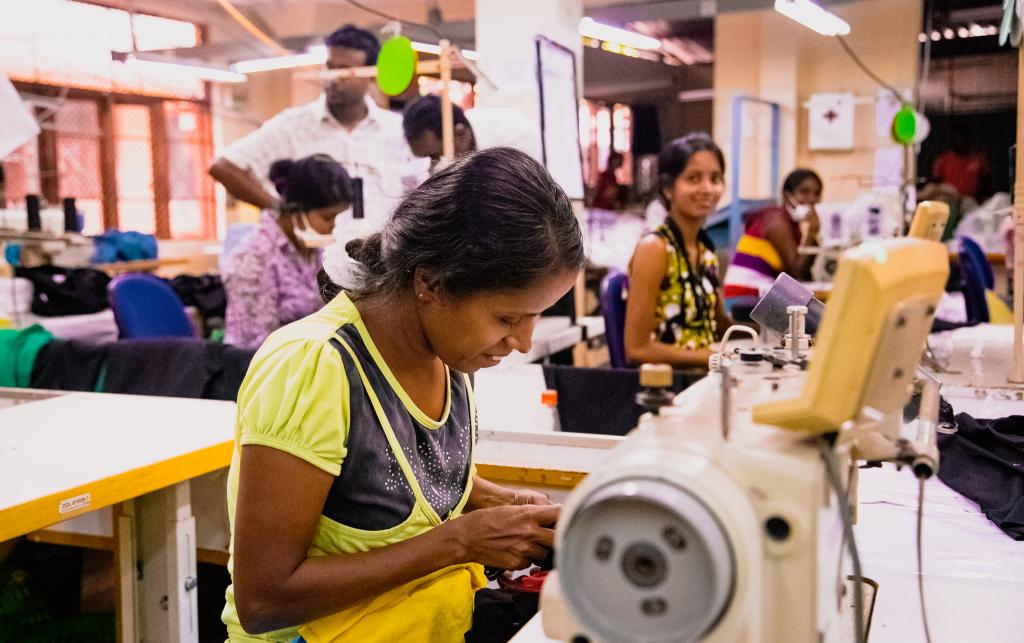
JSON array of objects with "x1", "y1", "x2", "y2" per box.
[
  {"x1": 580, "y1": 100, "x2": 634, "y2": 193},
  {"x1": 0, "y1": 2, "x2": 216, "y2": 240},
  {"x1": 4, "y1": 85, "x2": 216, "y2": 240}
]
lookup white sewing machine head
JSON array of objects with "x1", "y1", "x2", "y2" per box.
[{"x1": 541, "y1": 233, "x2": 948, "y2": 643}]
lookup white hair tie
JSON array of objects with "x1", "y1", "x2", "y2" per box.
[{"x1": 322, "y1": 238, "x2": 360, "y2": 291}]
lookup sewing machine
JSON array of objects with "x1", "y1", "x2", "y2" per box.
[{"x1": 540, "y1": 235, "x2": 949, "y2": 643}]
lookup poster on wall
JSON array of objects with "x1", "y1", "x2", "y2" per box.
[
  {"x1": 535, "y1": 35, "x2": 585, "y2": 200},
  {"x1": 808, "y1": 92, "x2": 854, "y2": 151}
]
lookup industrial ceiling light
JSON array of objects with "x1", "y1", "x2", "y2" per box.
[
  {"x1": 409, "y1": 41, "x2": 479, "y2": 60},
  {"x1": 578, "y1": 17, "x2": 662, "y2": 50},
  {"x1": 233, "y1": 41, "x2": 479, "y2": 74},
  {"x1": 232, "y1": 46, "x2": 328, "y2": 73},
  {"x1": 773, "y1": 0, "x2": 851, "y2": 37},
  {"x1": 120, "y1": 53, "x2": 247, "y2": 83}
]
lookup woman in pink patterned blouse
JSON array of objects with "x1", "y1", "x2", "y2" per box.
[{"x1": 224, "y1": 154, "x2": 352, "y2": 349}]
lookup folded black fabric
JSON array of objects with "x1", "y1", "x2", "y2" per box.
[
  {"x1": 28, "y1": 338, "x2": 256, "y2": 401},
  {"x1": 29, "y1": 339, "x2": 109, "y2": 391},
  {"x1": 168, "y1": 275, "x2": 226, "y2": 324},
  {"x1": 15, "y1": 266, "x2": 110, "y2": 316},
  {"x1": 203, "y1": 343, "x2": 257, "y2": 401},
  {"x1": 938, "y1": 414, "x2": 1024, "y2": 540},
  {"x1": 464, "y1": 588, "x2": 539, "y2": 643},
  {"x1": 100, "y1": 339, "x2": 210, "y2": 397},
  {"x1": 542, "y1": 365, "x2": 702, "y2": 436}
]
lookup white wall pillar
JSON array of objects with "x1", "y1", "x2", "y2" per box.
[{"x1": 474, "y1": 0, "x2": 583, "y2": 122}]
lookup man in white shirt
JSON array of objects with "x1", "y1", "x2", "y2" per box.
[
  {"x1": 402, "y1": 95, "x2": 542, "y2": 172},
  {"x1": 209, "y1": 25, "x2": 425, "y2": 229}
]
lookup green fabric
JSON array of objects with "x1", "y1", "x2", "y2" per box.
[{"x1": 0, "y1": 325, "x2": 53, "y2": 388}]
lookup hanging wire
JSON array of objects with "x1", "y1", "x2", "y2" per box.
[
  {"x1": 340, "y1": 0, "x2": 447, "y2": 41},
  {"x1": 837, "y1": 35, "x2": 905, "y2": 103},
  {"x1": 916, "y1": 0, "x2": 934, "y2": 105},
  {"x1": 339, "y1": 0, "x2": 496, "y2": 88}
]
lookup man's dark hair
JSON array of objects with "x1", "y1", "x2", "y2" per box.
[
  {"x1": 322, "y1": 147, "x2": 585, "y2": 302},
  {"x1": 325, "y1": 24, "x2": 380, "y2": 65},
  {"x1": 402, "y1": 95, "x2": 471, "y2": 141}
]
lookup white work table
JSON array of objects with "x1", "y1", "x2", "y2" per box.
[
  {"x1": 0, "y1": 390, "x2": 234, "y2": 541},
  {"x1": 0, "y1": 389, "x2": 235, "y2": 643},
  {"x1": 513, "y1": 464, "x2": 1024, "y2": 643}
]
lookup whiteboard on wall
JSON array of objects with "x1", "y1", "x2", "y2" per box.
[{"x1": 535, "y1": 36, "x2": 585, "y2": 200}]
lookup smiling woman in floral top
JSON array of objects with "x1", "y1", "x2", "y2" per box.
[
  {"x1": 224, "y1": 154, "x2": 352, "y2": 349},
  {"x1": 623, "y1": 133, "x2": 734, "y2": 369}
]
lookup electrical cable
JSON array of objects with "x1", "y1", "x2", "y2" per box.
[
  {"x1": 819, "y1": 440, "x2": 866, "y2": 643},
  {"x1": 917, "y1": 477, "x2": 934, "y2": 643},
  {"x1": 837, "y1": 35, "x2": 904, "y2": 104},
  {"x1": 340, "y1": 0, "x2": 447, "y2": 41},
  {"x1": 338, "y1": 0, "x2": 496, "y2": 88},
  {"x1": 916, "y1": 0, "x2": 934, "y2": 105}
]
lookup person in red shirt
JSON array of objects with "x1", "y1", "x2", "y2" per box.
[
  {"x1": 931, "y1": 131, "x2": 991, "y2": 202},
  {"x1": 592, "y1": 151, "x2": 624, "y2": 210}
]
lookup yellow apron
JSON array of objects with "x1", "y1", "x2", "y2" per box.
[{"x1": 298, "y1": 336, "x2": 486, "y2": 643}]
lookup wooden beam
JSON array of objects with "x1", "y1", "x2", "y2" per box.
[
  {"x1": 98, "y1": 97, "x2": 120, "y2": 230},
  {"x1": 36, "y1": 105, "x2": 60, "y2": 205},
  {"x1": 149, "y1": 102, "x2": 171, "y2": 239},
  {"x1": 440, "y1": 40, "x2": 455, "y2": 160}
]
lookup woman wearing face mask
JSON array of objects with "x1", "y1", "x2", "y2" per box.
[
  {"x1": 222, "y1": 148, "x2": 582, "y2": 642},
  {"x1": 723, "y1": 168, "x2": 823, "y2": 314},
  {"x1": 224, "y1": 154, "x2": 352, "y2": 349},
  {"x1": 624, "y1": 133, "x2": 733, "y2": 369}
]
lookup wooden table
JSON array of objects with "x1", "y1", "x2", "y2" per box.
[{"x1": 93, "y1": 257, "x2": 189, "y2": 277}]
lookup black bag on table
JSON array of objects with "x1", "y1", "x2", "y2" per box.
[{"x1": 14, "y1": 266, "x2": 110, "y2": 316}]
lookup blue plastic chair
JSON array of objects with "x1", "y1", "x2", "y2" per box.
[
  {"x1": 108, "y1": 273, "x2": 197, "y2": 339},
  {"x1": 959, "y1": 236, "x2": 994, "y2": 290},
  {"x1": 600, "y1": 271, "x2": 629, "y2": 368},
  {"x1": 958, "y1": 245, "x2": 990, "y2": 325}
]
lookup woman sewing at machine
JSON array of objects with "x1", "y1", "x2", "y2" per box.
[
  {"x1": 722, "y1": 168, "x2": 823, "y2": 317},
  {"x1": 623, "y1": 133, "x2": 732, "y2": 369},
  {"x1": 223, "y1": 147, "x2": 585, "y2": 642},
  {"x1": 223, "y1": 154, "x2": 352, "y2": 349}
]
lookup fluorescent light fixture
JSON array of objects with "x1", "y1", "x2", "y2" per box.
[
  {"x1": 578, "y1": 17, "x2": 661, "y2": 50},
  {"x1": 410, "y1": 41, "x2": 479, "y2": 61},
  {"x1": 773, "y1": 0, "x2": 851, "y2": 37},
  {"x1": 124, "y1": 54, "x2": 247, "y2": 83},
  {"x1": 232, "y1": 45, "x2": 328, "y2": 73},
  {"x1": 234, "y1": 42, "x2": 480, "y2": 74}
]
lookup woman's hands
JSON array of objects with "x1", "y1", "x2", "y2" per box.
[
  {"x1": 466, "y1": 475, "x2": 553, "y2": 510},
  {"x1": 446, "y1": 504, "x2": 559, "y2": 570},
  {"x1": 509, "y1": 488, "x2": 554, "y2": 506}
]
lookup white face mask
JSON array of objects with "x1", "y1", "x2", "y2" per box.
[
  {"x1": 291, "y1": 213, "x2": 335, "y2": 249},
  {"x1": 789, "y1": 203, "x2": 811, "y2": 222}
]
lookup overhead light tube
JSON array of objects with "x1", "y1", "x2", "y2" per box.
[
  {"x1": 123, "y1": 54, "x2": 247, "y2": 83},
  {"x1": 578, "y1": 17, "x2": 661, "y2": 50},
  {"x1": 774, "y1": 0, "x2": 851, "y2": 37}
]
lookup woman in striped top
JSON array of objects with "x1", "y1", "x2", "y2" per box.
[{"x1": 723, "y1": 169, "x2": 823, "y2": 314}]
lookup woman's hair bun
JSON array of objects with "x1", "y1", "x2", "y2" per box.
[
  {"x1": 345, "y1": 233, "x2": 385, "y2": 275},
  {"x1": 268, "y1": 159, "x2": 296, "y2": 197}
]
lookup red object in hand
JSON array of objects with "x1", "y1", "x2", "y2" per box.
[{"x1": 497, "y1": 570, "x2": 549, "y2": 594}]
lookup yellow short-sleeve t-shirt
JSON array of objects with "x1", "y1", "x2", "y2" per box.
[{"x1": 222, "y1": 293, "x2": 482, "y2": 642}]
